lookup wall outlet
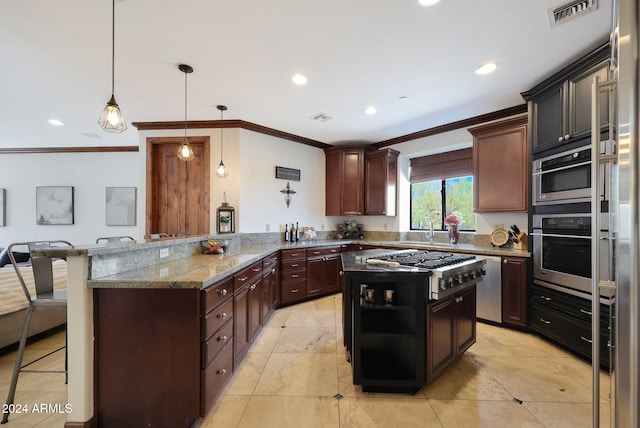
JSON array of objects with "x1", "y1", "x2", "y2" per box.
[
  {"x1": 159, "y1": 248, "x2": 169, "y2": 258},
  {"x1": 265, "y1": 224, "x2": 270, "y2": 232},
  {"x1": 384, "y1": 223, "x2": 388, "y2": 231},
  {"x1": 159, "y1": 268, "x2": 169, "y2": 277},
  {"x1": 321, "y1": 224, "x2": 325, "y2": 230}
]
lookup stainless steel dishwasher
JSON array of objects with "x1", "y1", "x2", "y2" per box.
[{"x1": 476, "y1": 255, "x2": 502, "y2": 323}]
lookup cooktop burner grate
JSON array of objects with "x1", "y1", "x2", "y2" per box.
[{"x1": 372, "y1": 251, "x2": 475, "y2": 269}]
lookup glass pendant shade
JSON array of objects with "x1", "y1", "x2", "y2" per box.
[
  {"x1": 216, "y1": 160, "x2": 228, "y2": 178},
  {"x1": 98, "y1": 95, "x2": 127, "y2": 132},
  {"x1": 177, "y1": 138, "x2": 194, "y2": 161}
]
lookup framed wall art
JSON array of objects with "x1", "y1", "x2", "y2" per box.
[
  {"x1": 36, "y1": 186, "x2": 74, "y2": 225},
  {"x1": 106, "y1": 187, "x2": 136, "y2": 226},
  {"x1": 0, "y1": 188, "x2": 5, "y2": 226}
]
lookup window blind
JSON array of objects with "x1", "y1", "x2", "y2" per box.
[{"x1": 409, "y1": 148, "x2": 472, "y2": 183}]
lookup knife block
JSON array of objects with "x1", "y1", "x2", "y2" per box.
[{"x1": 513, "y1": 232, "x2": 528, "y2": 250}]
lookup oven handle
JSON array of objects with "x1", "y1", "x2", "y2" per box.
[
  {"x1": 531, "y1": 160, "x2": 592, "y2": 176},
  {"x1": 530, "y1": 232, "x2": 591, "y2": 240}
]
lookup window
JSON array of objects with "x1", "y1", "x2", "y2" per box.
[
  {"x1": 409, "y1": 148, "x2": 476, "y2": 231},
  {"x1": 410, "y1": 176, "x2": 475, "y2": 230}
]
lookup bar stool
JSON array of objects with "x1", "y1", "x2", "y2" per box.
[
  {"x1": 95, "y1": 235, "x2": 135, "y2": 244},
  {"x1": 1, "y1": 240, "x2": 72, "y2": 424}
]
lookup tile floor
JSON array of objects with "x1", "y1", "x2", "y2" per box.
[{"x1": 0, "y1": 294, "x2": 613, "y2": 427}]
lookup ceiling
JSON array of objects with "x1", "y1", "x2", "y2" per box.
[{"x1": 0, "y1": 0, "x2": 612, "y2": 149}]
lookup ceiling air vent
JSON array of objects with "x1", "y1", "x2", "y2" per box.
[
  {"x1": 311, "y1": 113, "x2": 332, "y2": 122},
  {"x1": 548, "y1": 0, "x2": 598, "y2": 28}
]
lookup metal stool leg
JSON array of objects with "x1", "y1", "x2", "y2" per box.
[{"x1": 1, "y1": 305, "x2": 34, "y2": 424}]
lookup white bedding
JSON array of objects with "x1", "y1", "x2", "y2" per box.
[{"x1": 0, "y1": 260, "x2": 68, "y2": 317}]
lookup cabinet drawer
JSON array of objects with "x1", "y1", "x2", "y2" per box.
[
  {"x1": 203, "y1": 298, "x2": 233, "y2": 341},
  {"x1": 306, "y1": 246, "x2": 341, "y2": 258},
  {"x1": 202, "y1": 340, "x2": 234, "y2": 413},
  {"x1": 263, "y1": 252, "x2": 279, "y2": 270},
  {"x1": 203, "y1": 319, "x2": 233, "y2": 368},
  {"x1": 203, "y1": 277, "x2": 233, "y2": 312},
  {"x1": 234, "y1": 260, "x2": 262, "y2": 288},
  {"x1": 281, "y1": 260, "x2": 306, "y2": 273},
  {"x1": 281, "y1": 249, "x2": 306, "y2": 263},
  {"x1": 281, "y1": 270, "x2": 306, "y2": 283},
  {"x1": 281, "y1": 280, "x2": 307, "y2": 304}
]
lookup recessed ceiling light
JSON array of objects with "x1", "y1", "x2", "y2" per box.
[
  {"x1": 399, "y1": 96, "x2": 408, "y2": 102},
  {"x1": 364, "y1": 106, "x2": 377, "y2": 115},
  {"x1": 475, "y1": 62, "x2": 498, "y2": 75},
  {"x1": 48, "y1": 119, "x2": 64, "y2": 126},
  {"x1": 418, "y1": 0, "x2": 441, "y2": 6},
  {"x1": 291, "y1": 73, "x2": 308, "y2": 85}
]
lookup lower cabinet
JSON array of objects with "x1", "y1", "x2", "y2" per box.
[
  {"x1": 233, "y1": 260, "x2": 263, "y2": 365},
  {"x1": 261, "y1": 252, "x2": 279, "y2": 324},
  {"x1": 502, "y1": 257, "x2": 528, "y2": 327},
  {"x1": 427, "y1": 286, "x2": 477, "y2": 383},
  {"x1": 306, "y1": 246, "x2": 342, "y2": 297}
]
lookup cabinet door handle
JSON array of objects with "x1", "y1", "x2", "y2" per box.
[
  {"x1": 330, "y1": 249, "x2": 338, "y2": 253},
  {"x1": 218, "y1": 289, "x2": 228, "y2": 297},
  {"x1": 565, "y1": 134, "x2": 571, "y2": 140},
  {"x1": 291, "y1": 263, "x2": 299, "y2": 268},
  {"x1": 291, "y1": 289, "x2": 299, "y2": 293},
  {"x1": 540, "y1": 295, "x2": 552, "y2": 301},
  {"x1": 291, "y1": 253, "x2": 299, "y2": 257},
  {"x1": 312, "y1": 251, "x2": 321, "y2": 255},
  {"x1": 250, "y1": 284, "x2": 257, "y2": 290},
  {"x1": 580, "y1": 336, "x2": 593, "y2": 344},
  {"x1": 558, "y1": 136, "x2": 564, "y2": 142},
  {"x1": 580, "y1": 309, "x2": 592, "y2": 315},
  {"x1": 540, "y1": 318, "x2": 552, "y2": 324},
  {"x1": 291, "y1": 274, "x2": 299, "y2": 278},
  {"x1": 216, "y1": 368, "x2": 227, "y2": 376},
  {"x1": 271, "y1": 268, "x2": 276, "y2": 273},
  {"x1": 216, "y1": 312, "x2": 227, "y2": 319},
  {"x1": 252, "y1": 268, "x2": 261, "y2": 272},
  {"x1": 217, "y1": 335, "x2": 228, "y2": 342},
  {"x1": 237, "y1": 276, "x2": 248, "y2": 282}
]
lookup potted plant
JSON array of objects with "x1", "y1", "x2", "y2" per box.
[{"x1": 219, "y1": 215, "x2": 231, "y2": 232}]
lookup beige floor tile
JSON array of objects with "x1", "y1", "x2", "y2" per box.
[
  {"x1": 237, "y1": 396, "x2": 339, "y2": 428},
  {"x1": 253, "y1": 353, "x2": 338, "y2": 396},
  {"x1": 339, "y1": 397, "x2": 442, "y2": 427},
  {"x1": 474, "y1": 356, "x2": 592, "y2": 403},
  {"x1": 196, "y1": 394, "x2": 251, "y2": 428},
  {"x1": 471, "y1": 323, "x2": 572, "y2": 358},
  {"x1": 422, "y1": 354, "x2": 514, "y2": 401},
  {"x1": 223, "y1": 352, "x2": 271, "y2": 396},
  {"x1": 263, "y1": 307, "x2": 291, "y2": 327},
  {"x1": 273, "y1": 326, "x2": 336, "y2": 353},
  {"x1": 248, "y1": 326, "x2": 282, "y2": 353},
  {"x1": 542, "y1": 356, "x2": 612, "y2": 402},
  {"x1": 522, "y1": 401, "x2": 612, "y2": 427},
  {"x1": 293, "y1": 294, "x2": 340, "y2": 311},
  {"x1": 285, "y1": 309, "x2": 336, "y2": 328},
  {"x1": 429, "y1": 399, "x2": 544, "y2": 428}
]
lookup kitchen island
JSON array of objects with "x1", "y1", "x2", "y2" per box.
[
  {"x1": 341, "y1": 249, "x2": 483, "y2": 392},
  {"x1": 32, "y1": 236, "x2": 528, "y2": 427}
]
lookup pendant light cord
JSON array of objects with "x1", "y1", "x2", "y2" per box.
[
  {"x1": 184, "y1": 68, "x2": 188, "y2": 139},
  {"x1": 111, "y1": 0, "x2": 115, "y2": 95},
  {"x1": 220, "y1": 109, "x2": 223, "y2": 159}
]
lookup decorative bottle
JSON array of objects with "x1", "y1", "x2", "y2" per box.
[{"x1": 284, "y1": 224, "x2": 289, "y2": 242}]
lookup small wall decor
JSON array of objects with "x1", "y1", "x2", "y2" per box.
[
  {"x1": 36, "y1": 186, "x2": 74, "y2": 225},
  {"x1": 279, "y1": 182, "x2": 296, "y2": 207},
  {"x1": 216, "y1": 192, "x2": 235, "y2": 234},
  {"x1": 106, "y1": 187, "x2": 137, "y2": 226},
  {"x1": 0, "y1": 188, "x2": 5, "y2": 226},
  {"x1": 275, "y1": 166, "x2": 301, "y2": 181}
]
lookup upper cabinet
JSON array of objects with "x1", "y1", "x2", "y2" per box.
[
  {"x1": 523, "y1": 43, "x2": 611, "y2": 154},
  {"x1": 364, "y1": 149, "x2": 399, "y2": 216},
  {"x1": 469, "y1": 114, "x2": 529, "y2": 212},
  {"x1": 325, "y1": 147, "x2": 398, "y2": 216}
]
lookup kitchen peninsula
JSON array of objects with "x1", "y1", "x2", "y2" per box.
[{"x1": 35, "y1": 235, "x2": 529, "y2": 428}]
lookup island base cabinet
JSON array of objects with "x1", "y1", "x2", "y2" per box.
[{"x1": 94, "y1": 288, "x2": 202, "y2": 428}]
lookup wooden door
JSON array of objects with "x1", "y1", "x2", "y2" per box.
[{"x1": 146, "y1": 136, "x2": 210, "y2": 236}]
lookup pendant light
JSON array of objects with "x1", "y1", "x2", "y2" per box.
[
  {"x1": 98, "y1": 0, "x2": 127, "y2": 133},
  {"x1": 177, "y1": 64, "x2": 195, "y2": 162},
  {"x1": 216, "y1": 105, "x2": 228, "y2": 177}
]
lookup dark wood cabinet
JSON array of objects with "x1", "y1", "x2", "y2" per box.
[
  {"x1": 502, "y1": 257, "x2": 528, "y2": 327},
  {"x1": 427, "y1": 286, "x2": 477, "y2": 383},
  {"x1": 470, "y1": 114, "x2": 529, "y2": 212},
  {"x1": 233, "y1": 260, "x2": 263, "y2": 365},
  {"x1": 325, "y1": 146, "x2": 398, "y2": 216},
  {"x1": 306, "y1": 246, "x2": 342, "y2": 297},
  {"x1": 364, "y1": 149, "x2": 399, "y2": 216},
  {"x1": 325, "y1": 147, "x2": 365, "y2": 216},
  {"x1": 522, "y1": 43, "x2": 611, "y2": 154},
  {"x1": 261, "y1": 252, "x2": 279, "y2": 325},
  {"x1": 280, "y1": 249, "x2": 307, "y2": 304}
]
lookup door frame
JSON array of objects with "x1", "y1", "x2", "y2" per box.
[{"x1": 145, "y1": 136, "x2": 210, "y2": 236}]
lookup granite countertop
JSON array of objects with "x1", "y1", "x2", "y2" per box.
[{"x1": 35, "y1": 237, "x2": 529, "y2": 290}]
